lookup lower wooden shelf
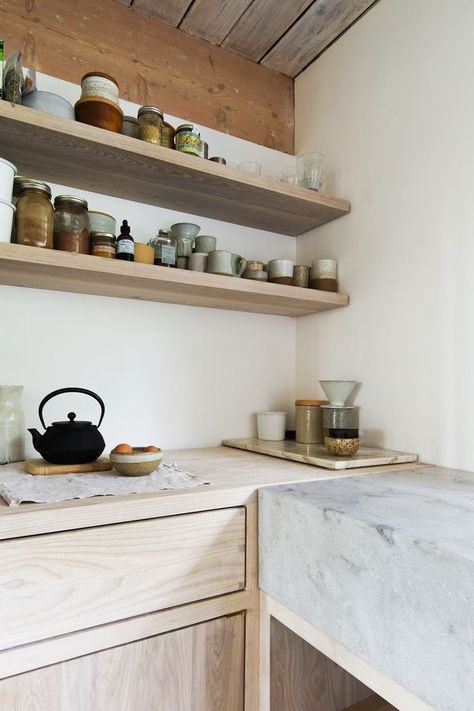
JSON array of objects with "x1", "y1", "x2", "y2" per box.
[{"x1": 0, "y1": 243, "x2": 349, "y2": 317}]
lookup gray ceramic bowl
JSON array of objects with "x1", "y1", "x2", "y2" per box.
[
  {"x1": 170, "y1": 222, "x2": 201, "y2": 239},
  {"x1": 21, "y1": 91, "x2": 75, "y2": 120},
  {"x1": 110, "y1": 447, "x2": 162, "y2": 476}
]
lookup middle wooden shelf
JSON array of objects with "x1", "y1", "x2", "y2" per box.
[{"x1": 0, "y1": 243, "x2": 349, "y2": 318}]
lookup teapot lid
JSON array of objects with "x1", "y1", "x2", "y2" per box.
[{"x1": 51, "y1": 412, "x2": 92, "y2": 429}]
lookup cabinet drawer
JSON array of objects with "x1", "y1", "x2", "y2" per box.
[{"x1": 0, "y1": 507, "x2": 245, "y2": 650}]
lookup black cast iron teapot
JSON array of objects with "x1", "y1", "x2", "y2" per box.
[{"x1": 29, "y1": 387, "x2": 106, "y2": 464}]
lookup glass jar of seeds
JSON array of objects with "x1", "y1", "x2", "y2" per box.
[{"x1": 137, "y1": 106, "x2": 164, "y2": 145}]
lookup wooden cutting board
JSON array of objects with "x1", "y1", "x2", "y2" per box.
[{"x1": 25, "y1": 459, "x2": 112, "y2": 475}]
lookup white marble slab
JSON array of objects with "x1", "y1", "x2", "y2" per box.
[
  {"x1": 222, "y1": 437, "x2": 418, "y2": 470},
  {"x1": 259, "y1": 466, "x2": 474, "y2": 711}
]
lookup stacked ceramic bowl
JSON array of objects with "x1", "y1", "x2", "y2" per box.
[
  {"x1": 319, "y1": 380, "x2": 360, "y2": 456},
  {"x1": 75, "y1": 72, "x2": 123, "y2": 133},
  {"x1": 243, "y1": 260, "x2": 268, "y2": 282},
  {"x1": 0, "y1": 157, "x2": 17, "y2": 242}
]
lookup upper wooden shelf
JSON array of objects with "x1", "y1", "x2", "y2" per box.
[
  {"x1": 0, "y1": 244, "x2": 349, "y2": 318},
  {"x1": 0, "y1": 102, "x2": 350, "y2": 236}
]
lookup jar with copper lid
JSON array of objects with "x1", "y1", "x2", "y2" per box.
[
  {"x1": 138, "y1": 106, "x2": 164, "y2": 145},
  {"x1": 90, "y1": 232, "x2": 116, "y2": 258},
  {"x1": 295, "y1": 400, "x2": 328, "y2": 444},
  {"x1": 175, "y1": 124, "x2": 201, "y2": 157},
  {"x1": 54, "y1": 196, "x2": 90, "y2": 254},
  {"x1": 16, "y1": 180, "x2": 54, "y2": 248}
]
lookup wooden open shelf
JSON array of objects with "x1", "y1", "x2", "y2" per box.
[
  {"x1": 0, "y1": 102, "x2": 350, "y2": 236},
  {"x1": 0, "y1": 244, "x2": 349, "y2": 317}
]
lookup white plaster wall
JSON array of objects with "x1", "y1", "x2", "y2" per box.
[
  {"x1": 295, "y1": 0, "x2": 474, "y2": 469},
  {"x1": 2, "y1": 74, "x2": 295, "y2": 456}
]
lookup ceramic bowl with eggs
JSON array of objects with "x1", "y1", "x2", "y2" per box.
[{"x1": 110, "y1": 444, "x2": 162, "y2": 476}]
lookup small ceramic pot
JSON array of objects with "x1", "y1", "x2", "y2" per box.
[
  {"x1": 243, "y1": 270, "x2": 268, "y2": 281},
  {"x1": 81, "y1": 72, "x2": 119, "y2": 104},
  {"x1": 257, "y1": 412, "x2": 287, "y2": 441},
  {"x1": 176, "y1": 256, "x2": 189, "y2": 270},
  {"x1": 88, "y1": 211, "x2": 116, "y2": 235},
  {"x1": 134, "y1": 243, "x2": 155, "y2": 264},
  {"x1": 246, "y1": 260, "x2": 264, "y2": 272},
  {"x1": 311, "y1": 259, "x2": 338, "y2": 292},
  {"x1": 194, "y1": 235, "x2": 217, "y2": 254},
  {"x1": 121, "y1": 116, "x2": 139, "y2": 138},
  {"x1": 268, "y1": 259, "x2": 294, "y2": 285},
  {"x1": 75, "y1": 97, "x2": 123, "y2": 133},
  {"x1": 0, "y1": 157, "x2": 16, "y2": 203},
  {"x1": 0, "y1": 199, "x2": 15, "y2": 242},
  {"x1": 293, "y1": 264, "x2": 310, "y2": 288},
  {"x1": 188, "y1": 252, "x2": 208, "y2": 272}
]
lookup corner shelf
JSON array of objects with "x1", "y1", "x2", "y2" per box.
[
  {"x1": 0, "y1": 244, "x2": 349, "y2": 317},
  {"x1": 0, "y1": 102, "x2": 350, "y2": 236}
]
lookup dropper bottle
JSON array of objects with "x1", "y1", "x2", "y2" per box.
[{"x1": 116, "y1": 220, "x2": 134, "y2": 262}]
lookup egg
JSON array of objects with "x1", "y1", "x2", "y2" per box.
[
  {"x1": 113, "y1": 443, "x2": 133, "y2": 453},
  {"x1": 145, "y1": 445, "x2": 160, "y2": 452}
]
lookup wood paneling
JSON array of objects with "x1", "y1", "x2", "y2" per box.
[
  {"x1": 0, "y1": 508, "x2": 245, "y2": 650},
  {"x1": 270, "y1": 618, "x2": 372, "y2": 711},
  {"x1": 0, "y1": 0, "x2": 293, "y2": 151},
  {"x1": 0, "y1": 103, "x2": 349, "y2": 235},
  {"x1": 133, "y1": 0, "x2": 193, "y2": 26},
  {"x1": 0, "y1": 615, "x2": 245, "y2": 711},
  {"x1": 343, "y1": 695, "x2": 396, "y2": 711},
  {"x1": 223, "y1": 0, "x2": 314, "y2": 62},
  {"x1": 262, "y1": 0, "x2": 377, "y2": 77},
  {"x1": 180, "y1": 0, "x2": 254, "y2": 44}
]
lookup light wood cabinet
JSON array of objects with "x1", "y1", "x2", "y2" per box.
[{"x1": 0, "y1": 614, "x2": 245, "y2": 711}]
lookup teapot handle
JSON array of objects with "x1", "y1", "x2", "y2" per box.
[{"x1": 39, "y1": 388, "x2": 105, "y2": 429}]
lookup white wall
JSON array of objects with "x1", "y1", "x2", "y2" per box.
[
  {"x1": 3, "y1": 73, "x2": 296, "y2": 456},
  {"x1": 295, "y1": 0, "x2": 474, "y2": 469}
]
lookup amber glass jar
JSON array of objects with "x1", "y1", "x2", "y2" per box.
[
  {"x1": 137, "y1": 106, "x2": 164, "y2": 145},
  {"x1": 54, "y1": 196, "x2": 90, "y2": 254},
  {"x1": 16, "y1": 180, "x2": 54, "y2": 248}
]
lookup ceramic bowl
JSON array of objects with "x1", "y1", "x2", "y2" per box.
[
  {"x1": 110, "y1": 447, "x2": 162, "y2": 476},
  {"x1": 75, "y1": 97, "x2": 123, "y2": 133},
  {"x1": 319, "y1": 380, "x2": 357, "y2": 406},
  {"x1": 21, "y1": 91, "x2": 75, "y2": 120},
  {"x1": 89, "y1": 210, "x2": 116, "y2": 235},
  {"x1": 170, "y1": 222, "x2": 201, "y2": 240},
  {"x1": 324, "y1": 436, "x2": 360, "y2": 457}
]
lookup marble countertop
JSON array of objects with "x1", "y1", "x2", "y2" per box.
[{"x1": 259, "y1": 466, "x2": 474, "y2": 711}]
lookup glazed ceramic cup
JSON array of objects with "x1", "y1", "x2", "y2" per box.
[
  {"x1": 246, "y1": 260, "x2": 264, "y2": 272},
  {"x1": 268, "y1": 259, "x2": 294, "y2": 285},
  {"x1": 311, "y1": 259, "x2": 338, "y2": 292},
  {"x1": 257, "y1": 411, "x2": 287, "y2": 441},
  {"x1": 208, "y1": 250, "x2": 246, "y2": 277},
  {"x1": 293, "y1": 264, "x2": 310, "y2": 288},
  {"x1": 188, "y1": 252, "x2": 208, "y2": 272},
  {"x1": 0, "y1": 200, "x2": 15, "y2": 242},
  {"x1": 194, "y1": 235, "x2": 217, "y2": 254},
  {"x1": 0, "y1": 157, "x2": 16, "y2": 203}
]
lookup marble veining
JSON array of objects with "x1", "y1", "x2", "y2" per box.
[
  {"x1": 259, "y1": 466, "x2": 474, "y2": 711},
  {"x1": 223, "y1": 437, "x2": 418, "y2": 470}
]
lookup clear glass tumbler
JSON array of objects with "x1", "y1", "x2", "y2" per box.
[{"x1": 296, "y1": 152, "x2": 325, "y2": 191}]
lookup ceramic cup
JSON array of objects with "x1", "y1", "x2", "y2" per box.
[
  {"x1": 0, "y1": 157, "x2": 16, "y2": 203},
  {"x1": 176, "y1": 256, "x2": 189, "y2": 270},
  {"x1": 246, "y1": 260, "x2": 264, "y2": 271},
  {"x1": 268, "y1": 259, "x2": 294, "y2": 285},
  {"x1": 293, "y1": 264, "x2": 310, "y2": 288},
  {"x1": 257, "y1": 411, "x2": 287, "y2": 441},
  {"x1": 194, "y1": 235, "x2": 217, "y2": 254},
  {"x1": 311, "y1": 258, "x2": 338, "y2": 292},
  {"x1": 208, "y1": 250, "x2": 246, "y2": 277},
  {"x1": 188, "y1": 252, "x2": 208, "y2": 272}
]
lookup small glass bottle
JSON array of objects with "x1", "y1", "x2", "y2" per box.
[
  {"x1": 137, "y1": 106, "x2": 164, "y2": 145},
  {"x1": 0, "y1": 385, "x2": 25, "y2": 464},
  {"x1": 54, "y1": 196, "x2": 90, "y2": 254},
  {"x1": 116, "y1": 220, "x2": 134, "y2": 261},
  {"x1": 148, "y1": 230, "x2": 177, "y2": 267},
  {"x1": 16, "y1": 180, "x2": 54, "y2": 248},
  {"x1": 90, "y1": 233, "x2": 116, "y2": 258}
]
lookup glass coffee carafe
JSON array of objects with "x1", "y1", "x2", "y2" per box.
[{"x1": 0, "y1": 385, "x2": 25, "y2": 464}]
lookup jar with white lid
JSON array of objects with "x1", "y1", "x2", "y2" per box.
[{"x1": 295, "y1": 400, "x2": 327, "y2": 444}]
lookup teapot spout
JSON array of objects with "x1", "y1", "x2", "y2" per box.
[{"x1": 28, "y1": 428, "x2": 43, "y2": 453}]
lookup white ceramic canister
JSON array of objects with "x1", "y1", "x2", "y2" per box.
[
  {"x1": 0, "y1": 157, "x2": 17, "y2": 203},
  {"x1": 0, "y1": 385, "x2": 25, "y2": 464},
  {"x1": 81, "y1": 72, "x2": 120, "y2": 105},
  {"x1": 257, "y1": 411, "x2": 287, "y2": 441},
  {"x1": 0, "y1": 199, "x2": 16, "y2": 242}
]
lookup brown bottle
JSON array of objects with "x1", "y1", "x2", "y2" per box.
[{"x1": 116, "y1": 220, "x2": 134, "y2": 261}]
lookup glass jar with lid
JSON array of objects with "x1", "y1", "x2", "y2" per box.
[
  {"x1": 54, "y1": 196, "x2": 90, "y2": 254},
  {"x1": 137, "y1": 106, "x2": 164, "y2": 145},
  {"x1": 148, "y1": 229, "x2": 177, "y2": 267},
  {"x1": 16, "y1": 179, "x2": 54, "y2": 248},
  {"x1": 90, "y1": 232, "x2": 116, "y2": 258},
  {"x1": 175, "y1": 124, "x2": 201, "y2": 157}
]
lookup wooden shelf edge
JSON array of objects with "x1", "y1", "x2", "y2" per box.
[
  {"x1": 0, "y1": 102, "x2": 350, "y2": 236},
  {"x1": 0, "y1": 244, "x2": 349, "y2": 318}
]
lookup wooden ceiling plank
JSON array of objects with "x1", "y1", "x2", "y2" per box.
[
  {"x1": 179, "y1": 0, "x2": 254, "y2": 44},
  {"x1": 0, "y1": 0, "x2": 294, "y2": 152},
  {"x1": 222, "y1": 0, "x2": 314, "y2": 62},
  {"x1": 261, "y1": 0, "x2": 377, "y2": 77},
  {"x1": 132, "y1": 0, "x2": 194, "y2": 27}
]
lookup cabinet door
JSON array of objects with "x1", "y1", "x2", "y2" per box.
[{"x1": 0, "y1": 614, "x2": 244, "y2": 711}]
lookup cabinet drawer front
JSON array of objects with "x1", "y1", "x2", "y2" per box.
[{"x1": 0, "y1": 507, "x2": 245, "y2": 650}]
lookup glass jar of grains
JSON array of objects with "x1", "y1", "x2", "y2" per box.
[
  {"x1": 175, "y1": 124, "x2": 201, "y2": 157},
  {"x1": 16, "y1": 180, "x2": 54, "y2": 248},
  {"x1": 137, "y1": 105, "x2": 164, "y2": 145},
  {"x1": 54, "y1": 196, "x2": 90, "y2": 254}
]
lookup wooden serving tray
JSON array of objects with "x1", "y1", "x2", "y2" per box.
[
  {"x1": 25, "y1": 459, "x2": 112, "y2": 476},
  {"x1": 222, "y1": 438, "x2": 418, "y2": 470}
]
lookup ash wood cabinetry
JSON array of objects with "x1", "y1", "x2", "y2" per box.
[{"x1": 0, "y1": 614, "x2": 245, "y2": 711}]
